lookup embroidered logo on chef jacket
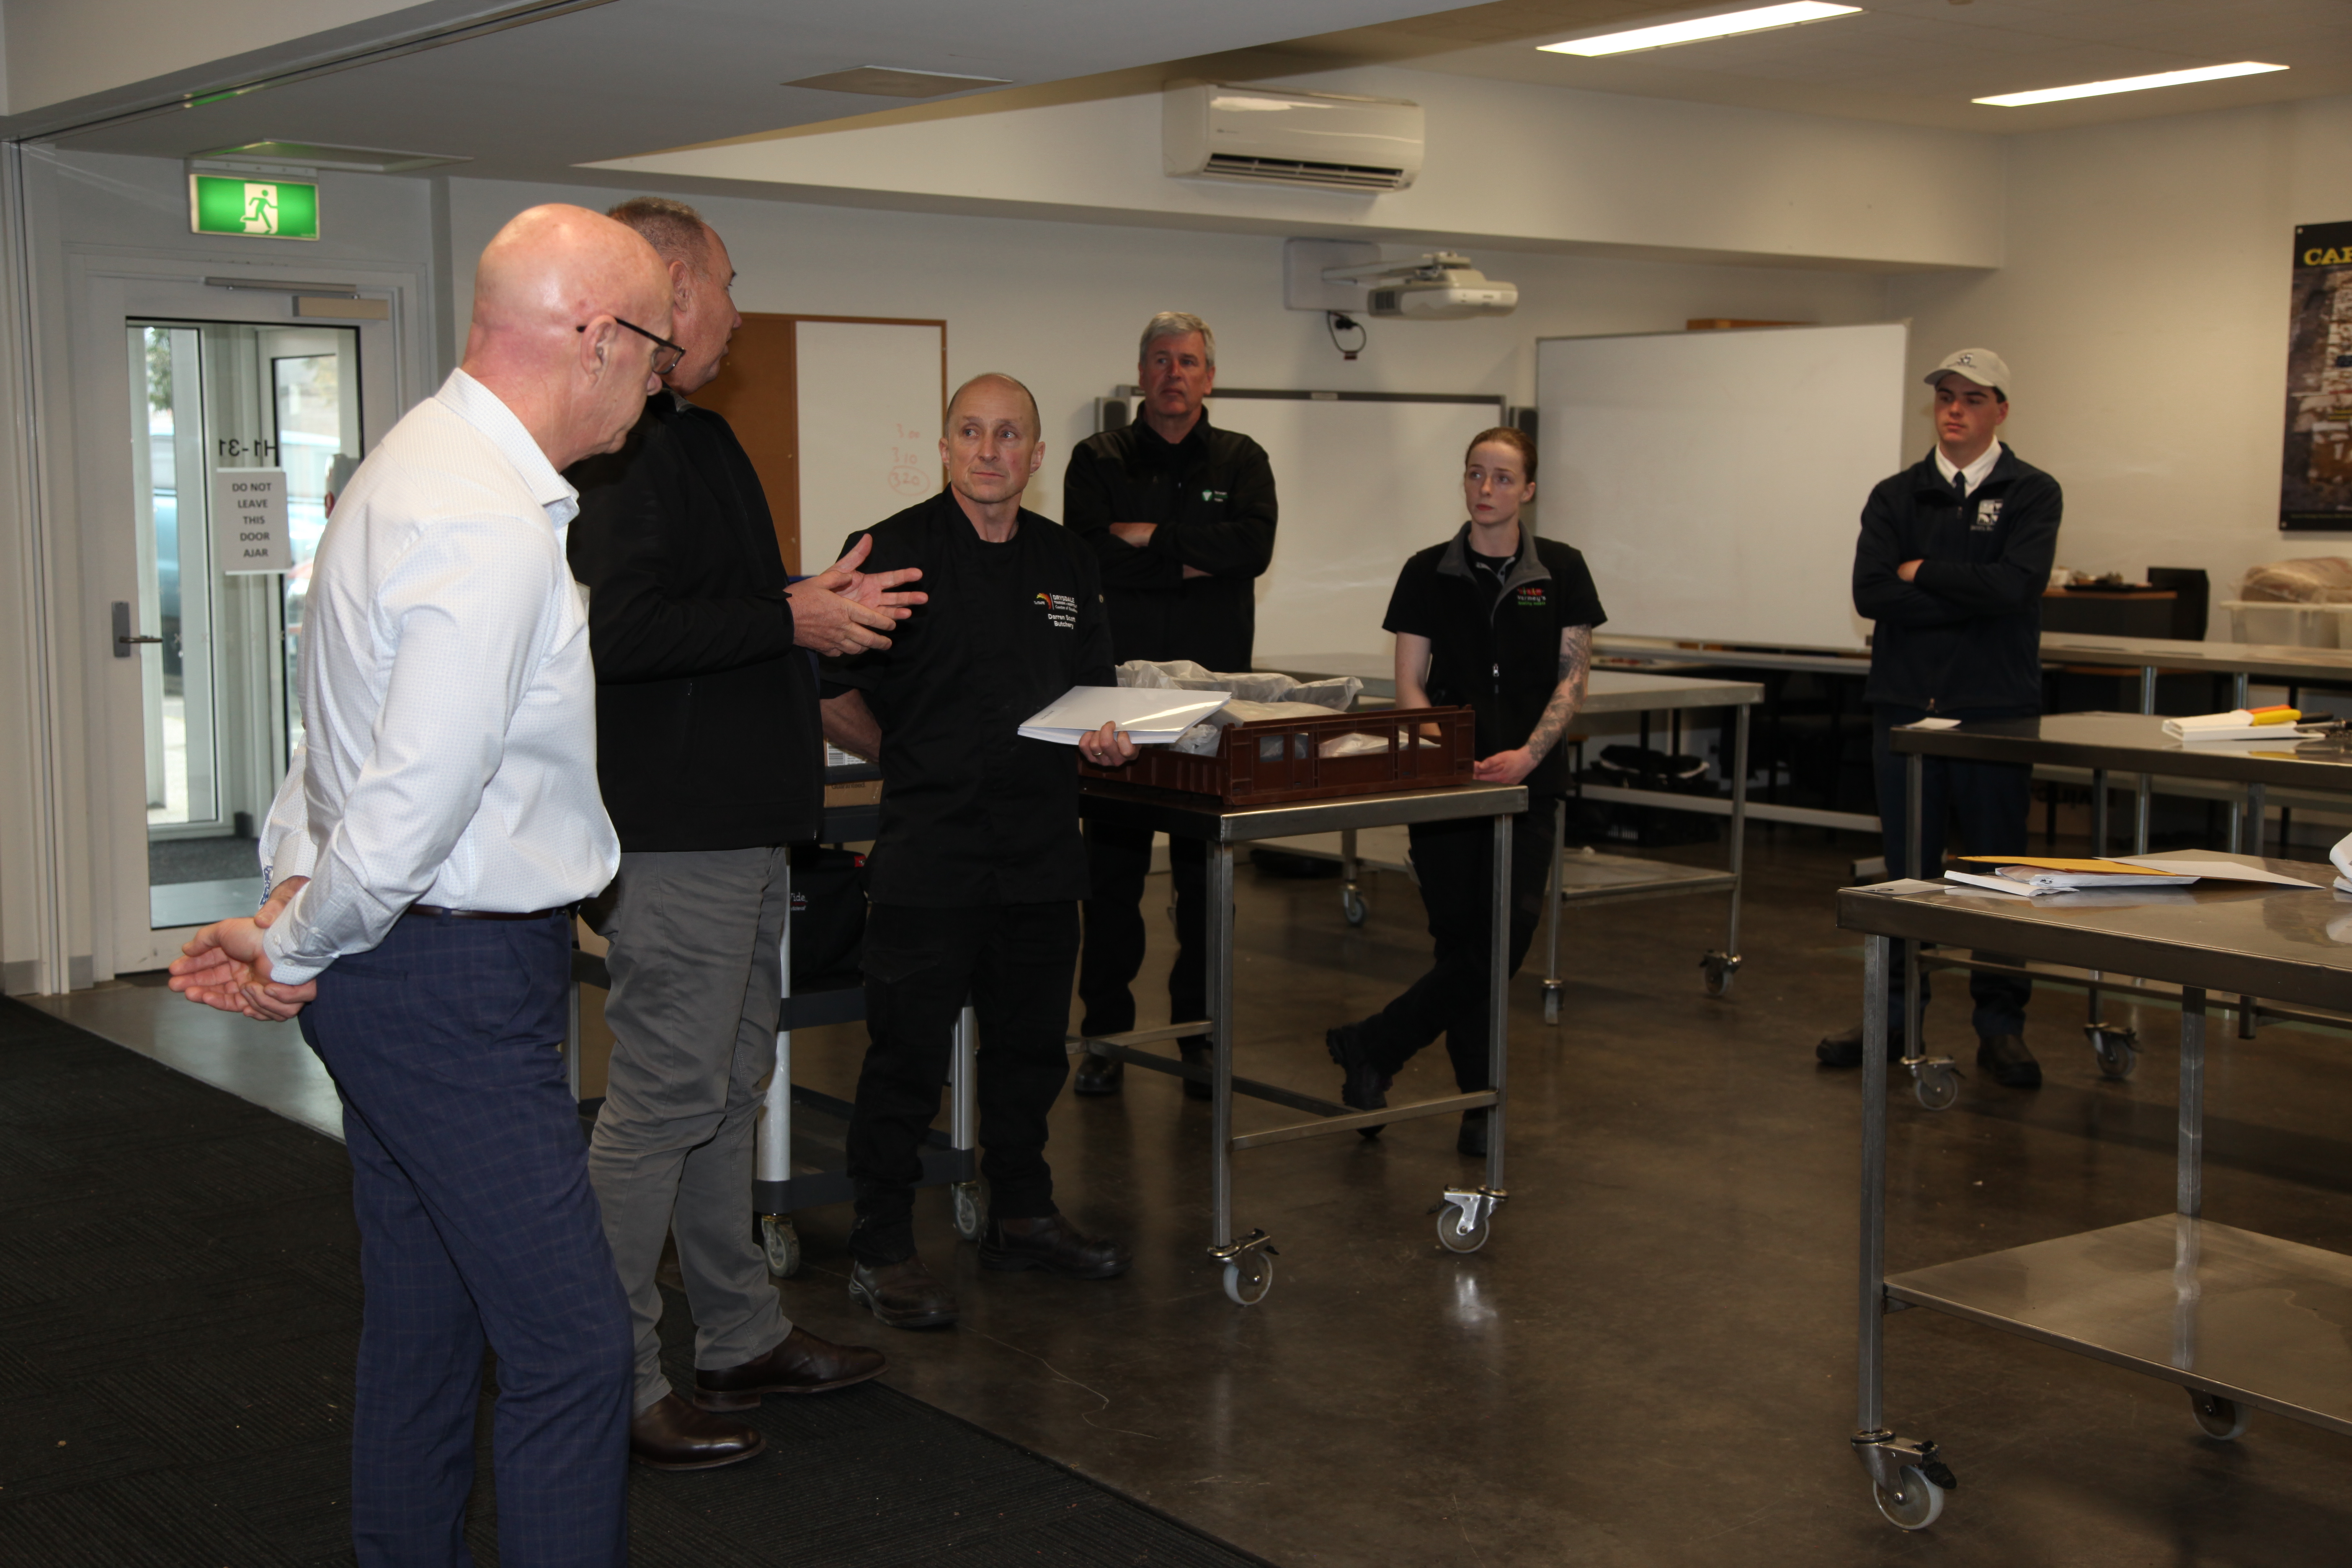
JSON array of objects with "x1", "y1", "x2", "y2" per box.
[
  {"x1": 1973, "y1": 498, "x2": 2003, "y2": 531},
  {"x1": 1515, "y1": 585, "x2": 1547, "y2": 608},
  {"x1": 1034, "y1": 590, "x2": 1078, "y2": 630},
  {"x1": 1201, "y1": 489, "x2": 1226, "y2": 503}
]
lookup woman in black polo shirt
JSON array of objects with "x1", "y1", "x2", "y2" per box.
[{"x1": 1325, "y1": 427, "x2": 1606, "y2": 1156}]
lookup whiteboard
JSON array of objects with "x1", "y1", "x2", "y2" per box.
[
  {"x1": 794, "y1": 320, "x2": 942, "y2": 554},
  {"x1": 1204, "y1": 392, "x2": 1505, "y2": 658},
  {"x1": 1536, "y1": 323, "x2": 1908, "y2": 650}
]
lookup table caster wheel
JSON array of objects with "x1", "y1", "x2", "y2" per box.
[
  {"x1": 951, "y1": 1180, "x2": 983, "y2": 1242},
  {"x1": 759, "y1": 1215, "x2": 800, "y2": 1279},
  {"x1": 1341, "y1": 887, "x2": 1367, "y2": 926},
  {"x1": 2088, "y1": 1025, "x2": 2139, "y2": 1081},
  {"x1": 2190, "y1": 1389, "x2": 2249, "y2": 1441},
  {"x1": 1542, "y1": 982, "x2": 1562, "y2": 1026},
  {"x1": 1437, "y1": 1202, "x2": 1490, "y2": 1253},
  {"x1": 1872, "y1": 1466, "x2": 1946, "y2": 1531},
  {"x1": 1913, "y1": 1062, "x2": 1960, "y2": 1112},
  {"x1": 1222, "y1": 1251, "x2": 1273, "y2": 1305},
  {"x1": 1700, "y1": 951, "x2": 1740, "y2": 998}
]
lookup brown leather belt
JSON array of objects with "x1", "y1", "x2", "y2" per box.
[{"x1": 406, "y1": 904, "x2": 572, "y2": 922}]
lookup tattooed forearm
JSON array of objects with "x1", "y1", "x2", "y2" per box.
[{"x1": 1523, "y1": 625, "x2": 1592, "y2": 763}]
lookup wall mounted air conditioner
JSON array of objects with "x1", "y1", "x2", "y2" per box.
[{"x1": 1162, "y1": 83, "x2": 1422, "y2": 193}]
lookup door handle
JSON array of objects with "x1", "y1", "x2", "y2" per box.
[{"x1": 112, "y1": 600, "x2": 162, "y2": 656}]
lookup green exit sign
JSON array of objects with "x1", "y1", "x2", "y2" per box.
[{"x1": 188, "y1": 174, "x2": 319, "y2": 240}]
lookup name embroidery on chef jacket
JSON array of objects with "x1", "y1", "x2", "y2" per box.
[
  {"x1": 1514, "y1": 585, "x2": 1547, "y2": 609},
  {"x1": 1973, "y1": 498, "x2": 2003, "y2": 531},
  {"x1": 1034, "y1": 590, "x2": 1078, "y2": 630}
]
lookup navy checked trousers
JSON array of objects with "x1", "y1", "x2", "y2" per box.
[{"x1": 301, "y1": 912, "x2": 632, "y2": 1568}]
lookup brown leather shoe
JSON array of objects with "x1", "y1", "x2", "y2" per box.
[
  {"x1": 979, "y1": 1211, "x2": 1132, "y2": 1279},
  {"x1": 629, "y1": 1392, "x2": 764, "y2": 1471},
  {"x1": 694, "y1": 1325, "x2": 887, "y2": 1410},
  {"x1": 848, "y1": 1254, "x2": 959, "y2": 1329}
]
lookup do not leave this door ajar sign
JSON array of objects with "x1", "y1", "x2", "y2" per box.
[
  {"x1": 213, "y1": 469, "x2": 291, "y2": 573},
  {"x1": 189, "y1": 175, "x2": 319, "y2": 240}
]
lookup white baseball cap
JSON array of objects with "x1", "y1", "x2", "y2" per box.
[{"x1": 1924, "y1": 348, "x2": 2011, "y2": 398}]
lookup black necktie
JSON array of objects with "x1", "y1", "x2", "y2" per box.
[{"x1": 1952, "y1": 469, "x2": 1969, "y2": 507}]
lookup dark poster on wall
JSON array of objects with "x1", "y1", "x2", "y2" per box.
[{"x1": 2283, "y1": 221, "x2": 2352, "y2": 529}]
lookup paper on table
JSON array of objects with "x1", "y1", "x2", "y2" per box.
[
  {"x1": 2107, "y1": 855, "x2": 2328, "y2": 889},
  {"x1": 1896, "y1": 717, "x2": 1962, "y2": 730},
  {"x1": 1954, "y1": 856, "x2": 2185, "y2": 877},
  {"x1": 1018, "y1": 686, "x2": 1231, "y2": 745},
  {"x1": 1946, "y1": 868, "x2": 2198, "y2": 895}
]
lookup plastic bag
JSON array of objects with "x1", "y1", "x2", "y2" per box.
[{"x1": 2240, "y1": 558, "x2": 2352, "y2": 603}]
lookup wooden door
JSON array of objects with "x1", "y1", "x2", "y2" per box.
[
  {"x1": 691, "y1": 315, "x2": 799, "y2": 569},
  {"x1": 692, "y1": 314, "x2": 945, "y2": 574}
]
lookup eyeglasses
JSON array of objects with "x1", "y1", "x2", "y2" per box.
[{"x1": 579, "y1": 316, "x2": 686, "y2": 377}]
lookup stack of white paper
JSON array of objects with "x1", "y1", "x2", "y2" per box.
[
  {"x1": 2163, "y1": 709, "x2": 2305, "y2": 743},
  {"x1": 1019, "y1": 686, "x2": 1232, "y2": 746}
]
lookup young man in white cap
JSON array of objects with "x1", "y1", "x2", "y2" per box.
[{"x1": 1817, "y1": 348, "x2": 2063, "y2": 1088}]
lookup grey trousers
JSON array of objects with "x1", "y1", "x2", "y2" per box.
[{"x1": 587, "y1": 846, "x2": 791, "y2": 1414}]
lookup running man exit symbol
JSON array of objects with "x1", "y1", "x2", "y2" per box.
[{"x1": 189, "y1": 174, "x2": 320, "y2": 240}]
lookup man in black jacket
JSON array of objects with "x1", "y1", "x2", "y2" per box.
[
  {"x1": 1061, "y1": 312, "x2": 1277, "y2": 1096},
  {"x1": 567, "y1": 198, "x2": 907, "y2": 1471},
  {"x1": 820, "y1": 373, "x2": 1137, "y2": 1331},
  {"x1": 1818, "y1": 347, "x2": 2063, "y2": 1088}
]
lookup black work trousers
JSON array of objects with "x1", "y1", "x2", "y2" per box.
[
  {"x1": 1077, "y1": 821, "x2": 1207, "y2": 1040},
  {"x1": 1872, "y1": 704, "x2": 2034, "y2": 1039},
  {"x1": 1357, "y1": 804, "x2": 1556, "y2": 1092},
  {"x1": 846, "y1": 902, "x2": 1077, "y2": 1266}
]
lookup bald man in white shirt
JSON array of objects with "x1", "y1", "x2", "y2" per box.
[{"x1": 171, "y1": 204, "x2": 672, "y2": 1568}]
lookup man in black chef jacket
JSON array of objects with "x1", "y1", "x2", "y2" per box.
[
  {"x1": 820, "y1": 373, "x2": 1140, "y2": 1330},
  {"x1": 1062, "y1": 311, "x2": 1277, "y2": 1097}
]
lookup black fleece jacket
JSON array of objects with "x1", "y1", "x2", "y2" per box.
[
  {"x1": 1062, "y1": 411, "x2": 1277, "y2": 673},
  {"x1": 1853, "y1": 444, "x2": 2063, "y2": 712},
  {"x1": 565, "y1": 392, "x2": 822, "y2": 851}
]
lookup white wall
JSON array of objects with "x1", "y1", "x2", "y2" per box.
[
  {"x1": 597, "y1": 63, "x2": 2004, "y2": 273},
  {"x1": 449, "y1": 176, "x2": 1893, "y2": 553},
  {"x1": 1890, "y1": 93, "x2": 2352, "y2": 633}
]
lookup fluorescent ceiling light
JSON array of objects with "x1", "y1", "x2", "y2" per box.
[
  {"x1": 1540, "y1": 2, "x2": 1860, "y2": 58},
  {"x1": 1974, "y1": 61, "x2": 2285, "y2": 107}
]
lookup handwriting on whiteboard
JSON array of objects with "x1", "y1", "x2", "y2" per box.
[{"x1": 887, "y1": 433, "x2": 932, "y2": 497}]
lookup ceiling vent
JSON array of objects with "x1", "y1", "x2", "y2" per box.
[
  {"x1": 1162, "y1": 83, "x2": 1422, "y2": 193},
  {"x1": 190, "y1": 141, "x2": 469, "y2": 174}
]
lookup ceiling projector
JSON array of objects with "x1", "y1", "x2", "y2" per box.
[{"x1": 1322, "y1": 251, "x2": 1518, "y2": 320}]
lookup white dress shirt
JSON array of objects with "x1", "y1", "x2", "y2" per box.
[
  {"x1": 259, "y1": 369, "x2": 620, "y2": 985},
  {"x1": 1934, "y1": 439, "x2": 2004, "y2": 498}
]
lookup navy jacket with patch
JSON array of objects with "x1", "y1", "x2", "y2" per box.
[{"x1": 1853, "y1": 445, "x2": 2063, "y2": 712}]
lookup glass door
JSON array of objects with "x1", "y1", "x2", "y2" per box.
[{"x1": 128, "y1": 320, "x2": 362, "y2": 931}]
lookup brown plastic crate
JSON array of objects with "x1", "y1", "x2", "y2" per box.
[{"x1": 1080, "y1": 706, "x2": 1478, "y2": 806}]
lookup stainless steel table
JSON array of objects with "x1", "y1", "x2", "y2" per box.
[
  {"x1": 1890, "y1": 714, "x2": 2352, "y2": 1091},
  {"x1": 1078, "y1": 779, "x2": 1527, "y2": 1303},
  {"x1": 1839, "y1": 859, "x2": 2352, "y2": 1531},
  {"x1": 1256, "y1": 656, "x2": 1762, "y2": 1014}
]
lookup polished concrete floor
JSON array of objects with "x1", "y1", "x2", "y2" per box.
[{"x1": 40, "y1": 832, "x2": 2352, "y2": 1564}]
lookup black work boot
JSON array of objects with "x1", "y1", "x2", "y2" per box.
[
  {"x1": 1976, "y1": 1032, "x2": 2041, "y2": 1088},
  {"x1": 848, "y1": 1253, "x2": 959, "y2": 1329},
  {"x1": 979, "y1": 1211, "x2": 1132, "y2": 1278},
  {"x1": 1073, "y1": 1052, "x2": 1123, "y2": 1095},
  {"x1": 1456, "y1": 1107, "x2": 1488, "y2": 1158},
  {"x1": 1326, "y1": 1021, "x2": 1393, "y2": 1138},
  {"x1": 1816, "y1": 1022, "x2": 1912, "y2": 1068},
  {"x1": 1177, "y1": 1036, "x2": 1212, "y2": 1101}
]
